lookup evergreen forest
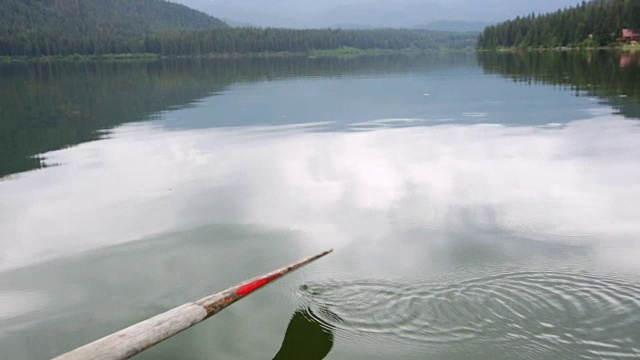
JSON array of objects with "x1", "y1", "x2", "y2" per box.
[
  {"x1": 0, "y1": 0, "x2": 477, "y2": 57},
  {"x1": 477, "y1": 0, "x2": 640, "y2": 49}
]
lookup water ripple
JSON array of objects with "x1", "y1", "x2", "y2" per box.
[{"x1": 296, "y1": 271, "x2": 640, "y2": 358}]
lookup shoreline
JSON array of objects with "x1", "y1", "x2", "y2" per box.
[
  {"x1": 477, "y1": 45, "x2": 637, "y2": 53},
  {"x1": 0, "y1": 47, "x2": 476, "y2": 63}
]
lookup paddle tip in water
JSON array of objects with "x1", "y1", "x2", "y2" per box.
[
  {"x1": 233, "y1": 248, "x2": 333, "y2": 297},
  {"x1": 197, "y1": 249, "x2": 334, "y2": 317}
]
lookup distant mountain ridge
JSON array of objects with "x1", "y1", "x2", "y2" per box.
[
  {"x1": 176, "y1": 0, "x2": 581, "y2": 29},
  {"x1": 417, "y1": 21, "x2": 490, "y2": 33}
]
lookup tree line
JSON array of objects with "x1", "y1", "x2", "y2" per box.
[
  {"x1": 141, "y1": 28, "x2": 477, "y2": 57},
  {"x1": 0, "y1": 0, "x2": 477, "y2": 57},
  {"x1": 478, "y1": 0, "x2": 640, "y2": 49},
  {"x1": 0, "y1": 27, "x2": 478, "y2": 57}
]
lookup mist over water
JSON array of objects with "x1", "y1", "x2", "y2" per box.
[{"x1": 0, "y1": 52, "x2": 639, "y2": 359}]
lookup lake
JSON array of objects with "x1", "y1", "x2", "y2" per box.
[{"x1": 0, "y1": 51, "x2": 639, "y2": 359}]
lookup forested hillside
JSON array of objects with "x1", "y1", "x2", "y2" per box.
[
  {"x1": 0, "y1": 0, "x2": 227, "y2": 56},
  {"x1": 0, "y1": 0, "x2": 477, "y2": 57},
  {"x1": 478, "y1": 0, "x2": 640, "y2": 49}
]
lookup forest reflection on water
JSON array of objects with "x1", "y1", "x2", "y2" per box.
[
  {"x1": 0, "y1": 54, "x2": 473, "y2": 179},
  {"x1": 476, "y1": 50, "x2": 640, "y2": 119},
  {"x1": 2, "y1": 50, "x2": 640, "y2": 180}
]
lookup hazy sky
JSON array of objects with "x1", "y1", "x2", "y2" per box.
[{"x1": 174, "y1": 0, "x2": 583, "y2": 28}]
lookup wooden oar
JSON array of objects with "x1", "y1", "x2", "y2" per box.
[{"x1": 53, "y1": 249, "x2": 333, "y2": 360}]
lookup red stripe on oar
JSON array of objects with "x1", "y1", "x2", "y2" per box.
[{"x1": 236, "y1": 273, "x2": 282, "y2": 296}]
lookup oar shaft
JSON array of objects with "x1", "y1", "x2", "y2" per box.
[{"x1": 53, "y1": 249, "x2": 333, "y2": 360}]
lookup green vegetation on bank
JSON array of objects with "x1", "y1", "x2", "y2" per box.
[
  {"x1": 0, "y1": 0, "x2": 477, "y2": 57},
  {"x1": 2, "y1": 53, "x2": 162, "y2": 63},
  {"x1": 308, "y1": 46, "x2": 464, "y2": 57},
  {"x1": 478, "y1": 0, "x2": 640, "y2": 49},
  {"x1": 0, "y1": 47, "x2": 476, "y2": 63}
]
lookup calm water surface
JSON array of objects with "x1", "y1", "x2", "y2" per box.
[{"x1": 0, "y1": 52, "x2": 639, "y2": 359}]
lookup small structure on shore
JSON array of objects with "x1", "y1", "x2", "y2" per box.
[{"x1": 617, "y1": 28, "x2": 640, "y2": 44}]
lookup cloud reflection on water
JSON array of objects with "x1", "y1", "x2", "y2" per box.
[{"x1": 0, "y1": 115, "x2": 639, "y2": 274}]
